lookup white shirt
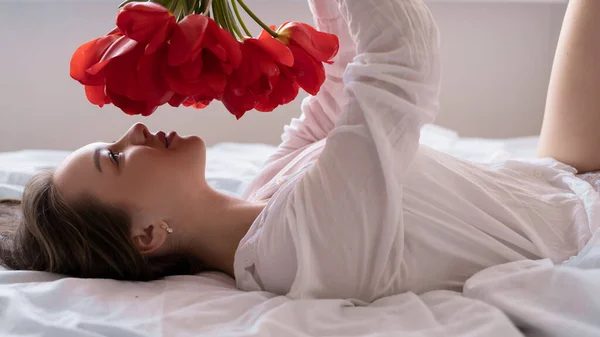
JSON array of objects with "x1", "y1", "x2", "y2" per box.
[{"x1": 234, "y1": 0, "x2": 600, "y2": 303}]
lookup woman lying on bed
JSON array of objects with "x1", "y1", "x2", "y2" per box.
[{"x1": 1, "y1": 0, "x2": 599, "y2": 302}]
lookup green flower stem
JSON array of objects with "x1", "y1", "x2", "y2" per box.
[
  {"x1": 176, "y1": 1, "x2": 186, "y2": 21},
  {"x1": 231, "y1": 0, "x2": 251, "y2": 37},
  {"x1": 211, "y1": 0, "x2": 220, "y2": 27},
  {"x1": 199, "y1": 0, "x2": 212, "y2": 15},
  {"x1": 217, "y1": 0, "x2": 232, "y2": 36},
  {"x1": 190, "y1": 0, "x2": 199, "y2": 14},
  {"x1": 180, "y1": 0, "x2": 189, "y2": 18},
  {"x1": 212, "y1": 0, "x2": 227, "y2": 33},
  {"x1": 115, "y1": 0, "x2": 276, "y2": 39},
  {"x1": 186, "y1": 0, "x2": 195, "y2": 12},
  {"x1": 234, "y1": 0, "x2": 278, "y2": 37},
  {"x1": 169, "y1": 0, "x2": 178, "y2": 13},
  {"x1": 117, "y1": 0, "x2": 137, "y2": 8},
  {"x1": 222, "y1": 1, "x2": 243, "y2": 39}
]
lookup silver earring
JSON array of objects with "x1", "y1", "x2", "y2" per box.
[{"x1": 160, "y1": 224, "x2": 174, "y2": 234}]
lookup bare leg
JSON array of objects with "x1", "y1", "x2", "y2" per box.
[{"x1": 537, "y1": 0, "x2": 600, "y2": 173}]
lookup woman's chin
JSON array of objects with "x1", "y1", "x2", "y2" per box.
[
  {"x1": 186, "y1": 135, "x2": 205, "y2": 150},
  {"x1": 181, "y1": 135, "x2": 206, "y2": 164},
  {"x1": 169, "y1": 134, "x2": 204, "y2": 151}
]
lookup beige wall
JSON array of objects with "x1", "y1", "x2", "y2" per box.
[{"x1": 0, "y1": 0, "x2": 567, "y2": 151}]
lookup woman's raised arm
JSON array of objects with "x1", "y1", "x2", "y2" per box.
[
  {"x1": 263, "y1": 0, "x2": 357, "y2": 164},
  {"x1": 283, "y1": 0, "x2": 441, "y2": 301}
]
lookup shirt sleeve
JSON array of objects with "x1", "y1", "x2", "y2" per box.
[
  {"x1": 284, "y1": 0, "x2": 441, "y2": 302},
  {"x1": 262, "y1": 0, "x2": 357, "y2": 165}
]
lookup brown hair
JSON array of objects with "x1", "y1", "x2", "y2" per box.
[{"x1": 0, "y1": 170, "x2": 202, "y2": 280}]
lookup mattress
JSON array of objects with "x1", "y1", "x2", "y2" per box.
[{"x1": 1, "y1": 125, "x2": 598, "y2": 337}]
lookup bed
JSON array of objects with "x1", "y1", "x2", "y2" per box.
[{"x1": 1, "y1": 125, "x2": 598, "y2": 337}]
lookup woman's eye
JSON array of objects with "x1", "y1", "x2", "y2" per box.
[{"x1": 108, "y1": 150, "x2": 120, "y2": 167}]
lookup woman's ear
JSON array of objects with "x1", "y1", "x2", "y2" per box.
[{"x1": 131, "y1": 220, "x2": 169, "y2": 256}]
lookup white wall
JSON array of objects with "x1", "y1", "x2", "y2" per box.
[{"x1": 0, "y1": 0, "x2": 567, "y2": 152}]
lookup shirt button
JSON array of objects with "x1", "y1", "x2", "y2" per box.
[{"x1": 534, "y1": 170, "x2": 542, "y2": 178}]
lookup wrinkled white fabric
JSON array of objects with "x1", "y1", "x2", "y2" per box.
[
  {"x1": 234, "y1": 0, "x2": 600, "y2": 303},
  {"x1": 464, "y1": 256, "x2": 600, "y2": 337},
  {"x1": 0, "y1": 270, "x2": 524, "y2": 337}
]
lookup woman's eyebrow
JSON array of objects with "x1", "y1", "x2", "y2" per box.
[{"x1": 93, "y1": 147, "x2": 103, "y2": 173}]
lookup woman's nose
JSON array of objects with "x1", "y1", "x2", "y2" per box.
[{"x1": 125, "y1": 122, "x2": 149, "y2": 146}]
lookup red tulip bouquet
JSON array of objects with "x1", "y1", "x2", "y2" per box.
[{"x1": 69, "y1": 0, "x2": 339, "y2": 119}]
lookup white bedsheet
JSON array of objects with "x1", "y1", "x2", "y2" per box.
[
  {"x1": 464, "y1": 229, "x2": 600, "y2": 337},
  {"x1": 1, "y1": 125, "x2": 598, "y2": 337},
  {"x1": 0, "y1": 270, "x2": 521, "y2": 337}
]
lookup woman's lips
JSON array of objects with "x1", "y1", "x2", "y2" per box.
[
  {"x1": 155, "y1": 131, "x2": 167, "y2": 148},
  {"x1": 166, "y1": 131, "x2": 178, "y2": 148}
]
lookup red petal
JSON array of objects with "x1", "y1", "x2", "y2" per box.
[
  {"x1": 251, "y1": 37, "x2": 294, "y2": 67},
  {"x1": 206, "y1": 43, "x2": 227, "y2": 61},
  {"x1": 70, "y1": 34, "x2": 120, "y2": 86},
  {"x1": 158, "y1": 91, "x2": 175, "y2": 106},
  {"x1": 164, "y1": 52, "x2": 227, "y2": 97},
  {"x1": 279, "y1": 22, "x2": 339, "y2": 63},
  {"x1": 117, "y1": 2, "x2": 174, "y2": 43},
  {"x1": 104, "y1": 43, "x2": 145, "y2": 100},
  {"x1": 254, "y1": 97, "x2": 278, "y2": 112},
  {"x1": 221, "y1": 85, "x2": 259, "y2": 119},
  {"x1": 107, "y1": 27, "x2": 122, "y2": 35},
  {"x1": 85, "y1": 85, "x2": 110, "y2": 107},
  {"x1": 122, "y1": 2, "x2": 171, "y2": 14},
  {"x1": 180, "y1": 55, "x2": 204, "y2": 80},
  {"x1": 103, "y1": 42, "x2": 172, "y2": 106},
  {"x1": 234, "y1": 42, "x2": 261, "y2": 87},
  {"x1": 145, "y1": 21, "x2": 173, "y2": 55},
  {"x1": 258, "y1": 25, "x2": 277, "y2": 40},
  {"x1": 221, "y1": 39, "x2": 284, "y2": 115},
  {"x1": 275, "y1": 67, "x2": 300, "y2": 105},
  {"x1": 218, "y1": 28, "x2": 242, "y2": 68},
  {"x1": 245, "y1": 56, "x2": 279, "y2": 97},
  {"x1": 256, "y1": 67, "x2": 299, "y2": 112},
  {"x1": 248, "y1": 72, "x2": 277, "y2": 96},
  {"x1": 168, "y1": 15, "x2": 210, "y2": 67},
  {"x1": 202, "y1": 20, "x2": 225, "y2": 58},
  {"x1": 136, "y1": 45, "x2": 171, "y2": 104},
  {"x1": 289, "y1": 45, "x2": 325, "y2": 95},
  {"x1": 182, "y1": 96, "x2": 212, "y2": 109},
  {"x1": 88, "y1": 36, "x2": 138, "y2": 75},
  {"x1": 169, "y1": 94, "x2": 188, "y2": 107},
  {"x1": 107, "y1": 88, "x2": 158, "y2": 116}
]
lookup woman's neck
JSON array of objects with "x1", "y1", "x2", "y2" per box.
[{"x1": 182, "y1": 189, "x2": 266, "y2": 277}]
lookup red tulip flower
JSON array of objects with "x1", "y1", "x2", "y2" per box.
[
  {"x1": 276, "y1": 21, "x2": 339, "y2": 64},
  {"x1": 261, "y1": 22, "x2": 339, "y2": 96},
  {"x1": 221, "y1": 37, "x2": 294, "y2": 119},
  {"x1": 116, "y1": 2, "x2": 176, "y2": 55},
  {"x1": 164, "y1": 15, "x2": 242, "y2": 108},
  {"x1": 286, "y1": 44, "x2": 326, "y2": 96},
  {"x1": 70, "y1": 33, "x2": 121, "y2": 88},
  {"x1": 77, "y1": 36, "x2": 173, "y2": 116},
  {"x1": 70, "y1": 4, "x2": 176, "y2": 116},
  {"x1": 254, "y1": 66, "x2": 299, "y2": 113},
  {"x1": 104, "y1": 42, "x2": 173, "y2": 116},
  {"x1": 69, "y1": 0, "x2": 340, "y2": 119}
]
